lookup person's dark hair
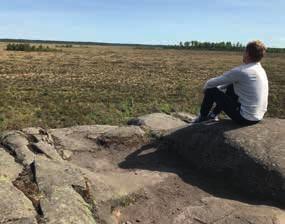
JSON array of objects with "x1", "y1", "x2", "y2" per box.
[{"x1": 246, "y1": 40, "x2": 267, "y2": 62}]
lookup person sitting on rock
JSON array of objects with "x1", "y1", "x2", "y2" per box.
[{"x1": 194, "y1": 40, "x2": 268, "y2": 125}]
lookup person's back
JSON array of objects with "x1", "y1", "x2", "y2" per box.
[
  {"x1": 194, "y1": 40, "x2": 269, "y2": 125},
  {"x1": 234, "y1": 62, "x2": 268, "y2": 121}
]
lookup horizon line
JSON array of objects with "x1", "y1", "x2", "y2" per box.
[{"x1": 1, "y1": 38, "x2": 285, "y2": 49}]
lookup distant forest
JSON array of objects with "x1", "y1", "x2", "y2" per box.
[
  {"x1": 176, "y1": 41, "x2": 285, "y2": 53},
  {"x1": 1, "y1": 38, "x2": 285, "y2": 53},
  {"x1": 6, "y1": 43, "x2": 59, "y2": 52}
]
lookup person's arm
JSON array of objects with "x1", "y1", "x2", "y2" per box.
[
  {"x1": 203, "y1": 68, "x2": 241, "y2": 91},
  {"x1": 217, "y1": 84, "x2": 228, "y2": 91}
]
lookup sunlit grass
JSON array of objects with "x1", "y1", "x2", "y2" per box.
[{"x1": 0, "y1": 43, "x2": 284, "y2": 131}]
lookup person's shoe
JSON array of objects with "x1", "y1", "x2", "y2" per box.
[
  {"x1": 192, "y1": 114, "x2": 209, "y2": 123},
  {"x1": 207, "y1": 112, "x2": 220, "y2": 121}
]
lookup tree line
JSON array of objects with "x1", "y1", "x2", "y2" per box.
[
  {"x1": 6, "y1": 43, "x2": 60, "y2": 52},
  {"x1": 175, "y1": 41, "x2": 285, "y2": 53},
  {"x1": 178, "y1": 41, "x2": 243, "y2": 51},
  {"x1": 56, "y1": 44, "x2": 73, "y2": 48},
  {"x1": 2, "y1": 39, "x2": 285, "y2": 53}
]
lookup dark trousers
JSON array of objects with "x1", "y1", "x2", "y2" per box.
[{"x1": 200, "y1": 85, "x2": 259, "y2": 125}]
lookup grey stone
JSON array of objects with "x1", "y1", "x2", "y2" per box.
[
  {"x1": 35, "y1": 157, "x2": 86, "y2": 196},
  {"x1": 128, "y1": 113, "x2": 187, "y2": 132},
  {"x1": 164, "y1": 119, "x2": 285, "y2": 204},
  {"x1": 1, "y1": 131, "x2": 35, "y2": 165},
  {"x1": 171, "y1": 112, "x2": 196, "y2": 123},
  {"x1": 1, "y1": 121, "x2": 285, "y2": 224},
  {"x1": 62, "y1": 150, "x2": 73, "y2": 160},
  {"x1": 0, "y1": 148, "x2": 22, "y2": 180},
  {"x1": 173, "y1": 196, "x2": 285, "y2": 224},
  {"x1": 49, "y1": 125, "x2": 117, "y2": 152},
  {"x1": 40, "y1": 186, "x2": 96, "y2": 224},
  {"x1": 21, "y1": 127, "x2": 44, "y2": 136},
  {"x1": 13, "y1": 146, "x2": 35, "y2": 166},
  {"x1": 102, "y1": 126, "x2": 145, "y2": 139},
  {"x1": 31, "y1": 141, "x2": 62, "y2": 161},
  {"x1": 0, "y1": 180, "x2": 37, "y2": 224},
  {"x1": 0, "y1": 218, "x2": 37, "y2": 224},
  {"x1": 97, "y1": 126, "x2": 145, "y2": 147},
  {"x1": 1, "y1": 131, "x2": 29, "y2": 147},
  {"x1": 22, "y1": 127, "x2": 54, "y2": 145}
]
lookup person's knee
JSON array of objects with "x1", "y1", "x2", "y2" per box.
[{"x1": 205, "y1": 87, "x2": 220, "y2": 95}]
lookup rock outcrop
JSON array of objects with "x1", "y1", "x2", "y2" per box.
[
  {"x1": 128, "y1": 113, "x2": 187, "y2": 132},
  {"x1": 0, "y1": 113, "x2": 284, "y2": 224},
  {"x1": 173, "y1": 197, "x2": 285, "y2": 224},
  {"x1": 164, "y1": 119, "x2": 285, "y2": 204}
]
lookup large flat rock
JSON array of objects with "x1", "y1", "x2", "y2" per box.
[
  {"x1": 173, "y1": 196, "x2": 285, "y2": 224},
  {"x1": 96, "y1": 126, "x2": 146, "y2": 147},
  {"x1": 35, "y1": 157, "x2": 86, "y2": 196},
  {"x1": 50, "y1": 125, "x2": 117, "y2": 152},
  {"x1": 128, "y1": 113, "x2": 187, "y2": 132},
  {"x1": 35, "y1": 157, "x2": 98, "y2": 223},
  {"x1": 164, "y1": 119, "x2": 285, "y2": 204},
  {"x1": 1, "y1": 118, "x2": 284, "y2": 224}
]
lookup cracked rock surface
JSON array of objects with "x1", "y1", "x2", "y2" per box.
[
  {"x1": 0, "y1": 179, "x2": 37, "y2": 224},
  {"x1": 0, "y1": 114, "x2": 284, "y2": 224}
]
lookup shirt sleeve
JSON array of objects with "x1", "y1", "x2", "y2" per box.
[{"x1": 203, "y1": 68, "x2": 241, "y2": 90}]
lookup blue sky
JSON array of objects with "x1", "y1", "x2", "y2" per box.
[{"x1": 1, "y1": 0, "x2": 285, "y2": 47}]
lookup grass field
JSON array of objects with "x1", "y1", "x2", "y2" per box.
[{"x1": 0, "y1": 43, "x2": 284, "y2": 131}]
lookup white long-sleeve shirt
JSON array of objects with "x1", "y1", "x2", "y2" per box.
[{"x1": 203, "y1": 62, "x2": 268, "y2": 121}]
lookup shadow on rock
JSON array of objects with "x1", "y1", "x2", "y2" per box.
[{"x1": 119, "y1": 119, "x2": 285, "y2": 209}]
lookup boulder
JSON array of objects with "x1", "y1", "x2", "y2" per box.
[
  {"x1": 0, "y1": 130, "x2": 63, "y2": 165},
  {"x1": 40, "y1": 186, "x2": 96, "y2": 224},
  {"x1": 0, "y1": 180, "x2": 37, "y2": 224},
  {"x1": 128, "y1": 113, "x2": 187, "y2": 132},
  {"x1": 164, "y1": 119, "x2": 285, "y2": 204},
  {"x1": 50, "y1": 125, "x2": 117, "y2": 152},
  {"x1": 62, "y1": 149, "x2": 73, "y2": 160},
  {"x1": 96, "y1": 126, "x2": 145, "y2": 147},
  {"x1": 1, "y1": 119, "x2": 284, "y2": 224},
  {"x1": 35, "y1": 158, "x2": 97, "y2": 223},
  {"x1": 31, "y1": 141, "x2": 62, "y2": 161},
  {"x1": 21, "y1": 127, "x2": 54, "y2": 144},
  {"x1": 171, "y1": 112, "x2": 196, "y2": 123},
  {"x1": 1, "y1": 131, "x2": 29, "y2": 147},
  {"x1": 1, "y1": 131, "x2": 35, "y2": 165},
  {"x1": 173, "y1": 196, "x2": 285, "y2": 224},
  {"x1": 0, "y1": 148, "x2": 22, "y2": 180},
  {"x1": 35, "y1": 157, "x2": 86, "y2": 196}
]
